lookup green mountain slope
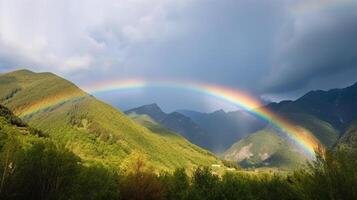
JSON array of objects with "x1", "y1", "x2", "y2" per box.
[
  {"x1": 223, "y1": 129, "x2": 306, "y2": 169},
  {"x1": 0, "y1": 69, "x2": 221, "y2": 171}
]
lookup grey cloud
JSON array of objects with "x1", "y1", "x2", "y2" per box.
[
  {"x1": 1, "y1": 0, "x2": 357, "y2": 111},
  {"x1": 264, "y1": 2, "x2": 357, "y2": 93}
]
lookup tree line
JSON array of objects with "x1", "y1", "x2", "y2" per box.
[{"x1": 0, "y1": 138, "x2": 356, "y2": 200}]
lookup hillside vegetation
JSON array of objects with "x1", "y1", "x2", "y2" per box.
[
  {"x1": 223, "y1": 129, "x2": 306, "y2": 169},
  {"x1": 1, "y1": 109, "x2": 356, "y2": 200},
  {"x1": 0, "y1": 70, "x2": 221, "y2": 171}
]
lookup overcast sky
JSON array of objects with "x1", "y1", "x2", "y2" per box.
[{"x1": 1, "y1": 0, "x2": 357, "y2": 112}]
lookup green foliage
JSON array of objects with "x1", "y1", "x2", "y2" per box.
[
  {"x1": 221, "y1": 160, "x2": 241, "y2": 170},
  {"x1": 188, "y1": 167, "x2": 220, "y2": 200},
  {"x1": 290, "y1": 147, "x2": 357, "y2": 200},
  {"x1": 73, "y1": 164, "x2": 119, "y2": 200},
  {"x1": 118, "y1": 153, "x2": 165, "y2": 200},
  {"x1": 0, "y1": 138, "x2": 119, "y2": 200},
  {"x1": 0, "y1": 105, "x2": 26, "y2": 127},
  {"x1": 0, "y1": 111, "x2": 119, "y2": 200},
  {"x1": 116, "y1": 148, "x2": 357, "y2": 200},
  {"x1": 8, "y1": 141, "x2": 80, "y2": 200},
  {"x1": 161, "y1": 168, "x2": 190, "y2": 200}
]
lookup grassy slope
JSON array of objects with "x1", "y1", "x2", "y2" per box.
[
  {"x1": 223, "y1": 129, "x2": 306, "y2": 169},
  {"x1": 0, "y1": 70, "x2": 221, "y2": 171}
]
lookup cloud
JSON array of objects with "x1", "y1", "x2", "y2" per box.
[
  {"x1": 264, "y1": 0, "x2": 357, "y2": 93},
  {"x1": 0, "y1": 0, "x2": 189, "y2": 74},
  {"x1": 1, "y1": 0, "x2": 357, "y2": 111}
]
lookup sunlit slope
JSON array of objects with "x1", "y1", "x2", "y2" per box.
[
  {"x1": 222, "y1": 113, "x2": 339, "y2": 169},
  {"x1": 0, "y1": 69, "x2": 221, "y2": 171},
  {"x1": 223, "y1": 129, "x2": 306, "y2": 169}
]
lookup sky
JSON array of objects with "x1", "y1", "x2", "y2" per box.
[{"x1": 1, "y1": 0, "x2": 357, "y2": 112}]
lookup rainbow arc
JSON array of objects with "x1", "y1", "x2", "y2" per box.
[{"x1": 17, "y1": 79, "x2": 321, "y2": 157}]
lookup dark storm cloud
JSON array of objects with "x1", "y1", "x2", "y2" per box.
[
  {"x1": 264, "y1": 2, "x2": 357, "y2": 93},
  {"x1": 111, "y1": 0, "x2": 287, "y2": 90},
  {"x1": 1, "y1": 0, "x2": 357, "y2": 111}
]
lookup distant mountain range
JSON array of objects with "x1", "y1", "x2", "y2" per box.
[
  {"x1": 266, "y1": 82, "x2": 357, "y2": 131},
  {"x1": 126, "y1": 82, "x2": 357, "y2": 169},
  {"x1": 177, "y1": 109, "x2": 266, "y2": 153},
  {"x1": 125, "y1": 104, "x2": 266, "y2": 153}
]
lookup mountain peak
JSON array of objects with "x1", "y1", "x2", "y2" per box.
[
  {"x1": 138, "y1": 103, "x2": 163, "y2": 113},
  {"x1": 6, "y1": 69, "x2": 35, "y2": 76},
  {"x1": 125, "y1": 103, "x2": 167, "y2": 121},
  {"x1": 211, "y1": 109, "x2": 226, "y2": 116},
  {"x1": 146, "y1": 103, "x2": 161, "y2": 109}
]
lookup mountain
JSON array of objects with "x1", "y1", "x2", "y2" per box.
[
  {"x1": 223, "y1": 83, "x2": 357, "y2": 168},
  {"x1": 0, "y1": 69, "x2": 221, "y2": 171},
  {"x1": 268, "y1": 82, "x2": 357, "y2": 131},
  {"x1": 222, "y1": 112, "x2": 339, "y2": 169},
  {"x1": 178, "y1": 109, "x2": 266, "y2": 153},
  {"x1": 125, "y1": 104, "x2": 212, "y2": 150},
  {"x1": 126, "y1": 103, "x2": 167, "y2": 122},
  {"x1": 223, "y1": 128, "x2": 306, "y2": 169}
]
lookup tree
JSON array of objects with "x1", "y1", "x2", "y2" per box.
[
  {"x1": 162, "y1": 168, "x2": 190, "y2": 200},
  {"x1": 188, "y1": 167, "x2": 220, "y2": 200},
  {"x1": 119, "y1": 152, "x2": 165, "y2": 200},
  {"x1": 291, "y1": 147, "x2": 357, "y2": 200},
  {"x1": 10, "y1": 141, "x2": 81, "y2": 200},
  {"x1": 73, "y1": 164, "x2": 119, "y2": 200},
  {"x1": 0, "y1": 136, "x2": 22, "y2": 198}
]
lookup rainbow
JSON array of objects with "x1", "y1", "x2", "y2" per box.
[
  {"x1": 83, "y1": 79, "x2": 321, "y2": 158},
  {"x1": 17, "y1": 79, "x2": 321, "y2": 158},
  {"x1": 16, "y1": 90, "x2": 86, "y2": 118}
]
